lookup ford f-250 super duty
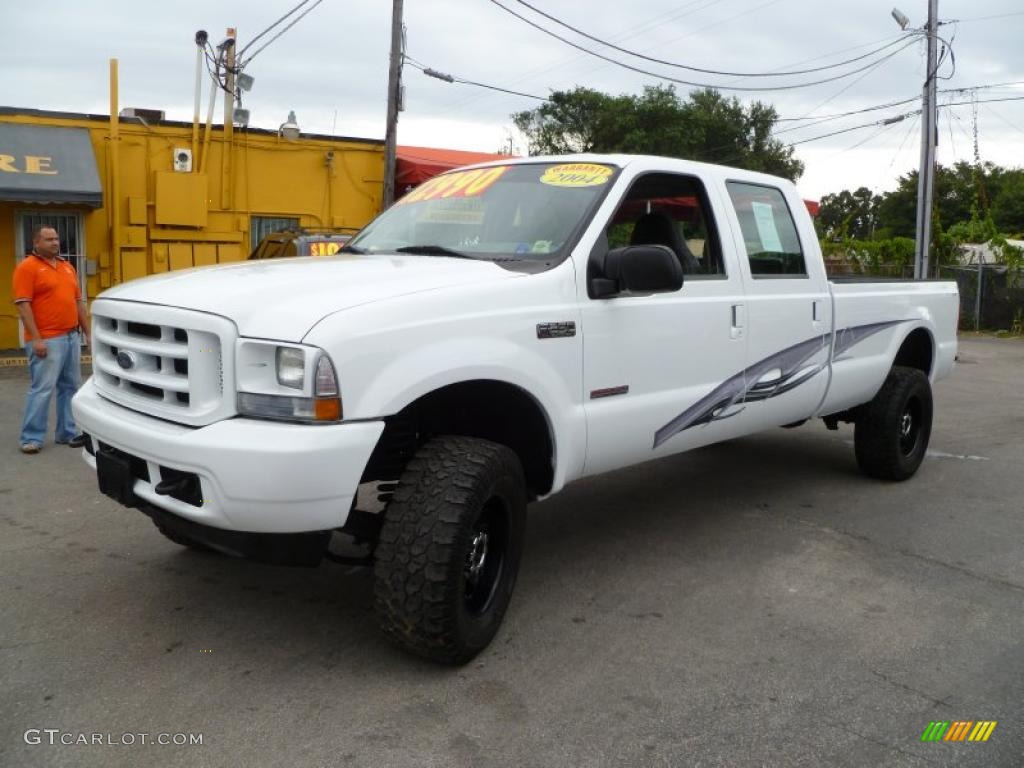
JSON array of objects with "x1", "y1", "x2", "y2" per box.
[{"x1": 73, "y1": 155, "x2": 958, "y2": 664}]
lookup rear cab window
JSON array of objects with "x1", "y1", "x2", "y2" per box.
[{"x1": 726, "y1": 182, "x2": 807, "y2": 278}]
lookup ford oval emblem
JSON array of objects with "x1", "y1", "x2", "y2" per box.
[{"x1": 116, "y1": 350, "x2": 138, "y2": 370}]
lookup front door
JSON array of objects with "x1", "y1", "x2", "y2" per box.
[{"x1": 580, "y1": 171, "x2": 750, "y2": 478}]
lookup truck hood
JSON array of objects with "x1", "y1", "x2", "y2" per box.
[{"x1": 98, "y1": 254, "x2": 521, "y2": 340}]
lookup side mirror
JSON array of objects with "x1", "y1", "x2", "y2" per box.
[{"x1": 590, "y1": 245, "x2": 683, "y2": 298}]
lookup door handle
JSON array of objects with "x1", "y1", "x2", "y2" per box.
[
  {"x1": 730, "y1": 303, "x2": 745, "y2": 340},
  {"x1": 812, "y1": 299, "x2": 824, "y2": 323}
]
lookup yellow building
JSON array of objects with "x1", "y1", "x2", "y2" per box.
[{"x1": 0, "y1": 106, "x2": 384, "y2": 349}]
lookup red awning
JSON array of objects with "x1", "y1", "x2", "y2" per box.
[
  {"x1": 396, "y1": 145, "x2": 513, "y2": 187},
  {"x1": 395, "y1": 145, "x2": 822, "y2": 218}
]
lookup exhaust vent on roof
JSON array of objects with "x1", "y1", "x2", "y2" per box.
[{"x1": 120, "y1": 107, "x2": 165, "y2": 122}]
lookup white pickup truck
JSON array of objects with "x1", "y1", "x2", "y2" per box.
[{"x1": 73, "y1": 155, "x2": 958, "y2": 663}]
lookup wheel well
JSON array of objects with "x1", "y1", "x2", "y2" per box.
[
  {"x1": 360, "y1": 380, "x2": 555, "y2": 500},
  {"x1": 893, "y1": 328, "x2": 933, "y2": 376}
]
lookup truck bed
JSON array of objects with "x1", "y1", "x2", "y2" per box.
[{"x1": 817, "y1": 279, "x2": 959, "y2": 416}]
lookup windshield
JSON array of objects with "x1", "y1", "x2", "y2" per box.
[{"x1": 348, "y1": 162, "x2": 617, "y2": 260}]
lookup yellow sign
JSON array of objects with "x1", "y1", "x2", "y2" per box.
[
  {"x1": 398, "y1": 166, "x2": 509, "y2": 205},
  {"x1": 309, "y1": 241, "x2": 343, "y2": 257},
  {"x1": 540, "y1": 163, "x2": 612, "y2": 188}
]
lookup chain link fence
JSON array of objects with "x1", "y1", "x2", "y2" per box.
[
  {"x1": 824, "y1": 255, "x2": 1023, "y2": 332},
  {"x1": 938, "y1": 265, "x2": 1024, "y2": 332}
]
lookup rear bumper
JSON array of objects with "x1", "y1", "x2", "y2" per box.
[{"x1": 72, "y1": 378, "x2": 385, "y2": 533}]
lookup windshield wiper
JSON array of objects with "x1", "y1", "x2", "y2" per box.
[
  {"x1": 342, "y1": 244, "x2": 366, "y2": 254},
  {"x1": 395, "y1": 244, "x2": 478, "y2": 259}
]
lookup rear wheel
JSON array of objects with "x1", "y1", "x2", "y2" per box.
[
  {"x1": 373, "y1": 436, "x2": 526, "y2": 664},
  {"x1": 854, "y1": 366, "x2": 933, "y2": 481}
]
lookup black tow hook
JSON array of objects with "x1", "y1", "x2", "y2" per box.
[{"x1": 155, "y1": 477, "x2": 192, "y2": 496}]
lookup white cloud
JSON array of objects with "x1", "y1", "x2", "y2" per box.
[{"x1": 2, "y1": 0, "x2": 1020, "y2": 199}]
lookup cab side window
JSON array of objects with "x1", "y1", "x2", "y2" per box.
[
  {"x1": 607, "y1": 173, "x2": 726, "y2": 278},
  {"x1": 726, "y1": 182, "x2": 806, "y2": 277}
]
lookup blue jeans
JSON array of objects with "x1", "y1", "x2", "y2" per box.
[{"x1": 20, "y1": 331, "x2": 82, "y2": 446}]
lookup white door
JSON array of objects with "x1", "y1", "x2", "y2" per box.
[
  {"x1": 580, "y1": 172, "x2": 750, "y2": 478},
  {"x1": 722, "y1": 181, "x2": 830, "y2": 431}
]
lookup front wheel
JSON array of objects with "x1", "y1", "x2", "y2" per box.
[
  {"x1": 373, "y1": 436, "x2": 527, "y2": 664},
  {"x1": 854, "y1": 366, "x2": 933, "y2": 481}
]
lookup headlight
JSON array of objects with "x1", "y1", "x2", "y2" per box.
[
  {"x1": 276, "y1": 347, "x2": 306, "y2": 389},
  {"x1": 236, "y1": 341, "x2": 342, "y2": 423}
]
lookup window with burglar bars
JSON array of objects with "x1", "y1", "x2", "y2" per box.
[
  {"x1": 17, "y1": 211, "x2": 86, "y2": 290},
  {"x1": 251, "y1": 216, "x2": 300, "y2": 252}
]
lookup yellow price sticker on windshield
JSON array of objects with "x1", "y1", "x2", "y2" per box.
[
  {"x1": 540, "y1": 163, "x2": 613, "y2": 188},
  {"x1": 398, "y1": 166, "x2": 510, "y2": 205},
  {"x1": 309, "y1": 241, "x2": 343, "y2": 257}
]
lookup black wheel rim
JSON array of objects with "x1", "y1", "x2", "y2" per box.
[
  {"x1": 899, "y1": 396, "x2": 923, "y2": 456},
  {"x1": 463, "y1": 497, "x2": 508, "y2": 616}
]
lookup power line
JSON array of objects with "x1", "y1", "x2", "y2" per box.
[
  {"x1": 889, "y1": 112, "x2": 921, "y2": 169},
  {"x1": 947, "y1": 11, "x2": 1024, "y2": 24},
  {"x1": 486, "y1": 0, "x2": 922, "y2": 92},
  {"x1": 945, "y1": 104, "x2": 958, "y2": 163},
  {"x1": 237, "y1": 0, "x2": 313, "y2": 57},
  {"x1": 437, "y1": 0, "x2": 727, "y2": 114},
  {"x1": 786, "y1": 111, "x2": 920, "y2": 147},
  {"x1": 777, "y1": 81, "x2": 1024, "y2": 125},
  {"x1": 784, "y1": 95, "x2": 1024, "y2": 149},
  {"x1": 776, "y1": 96, "x2": 920, "y2": 125},
  {"x1": 774, "y1": 80, "x2": 1019, "y2": 143},
  {"x1": 944, "y1": 95, "x2": 1024, "y2": 109},
  {"x1": 982, "y1": 104, "x2": 1024, "y2": 139},
  {"x1": 406, "y1": 59, "x2": 549, "y2": 101},
  {"x1": 827, "y1": 120, "x2": 903, "y2": 158},
  {"x1": 240, "y1": 0, "x2": 325, "y2": 66},
  {"x1": 505, "y1": 0, "x2": 916, "y2": 78},
  {"x1": 778, "y1": 46, "x2": 914, "y2": 130}
]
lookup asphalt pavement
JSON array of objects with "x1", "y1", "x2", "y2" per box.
[{"x1": 1, "y1": 337, "x2": 1022, "y2": 768}]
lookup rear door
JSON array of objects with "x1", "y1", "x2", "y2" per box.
[{"x1": 722, "y1": 181, "x2": 831, "y2": 430}]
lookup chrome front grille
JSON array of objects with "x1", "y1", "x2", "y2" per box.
[{"x1": 90, "y1": 301, "x2": 236, "y2": 426}]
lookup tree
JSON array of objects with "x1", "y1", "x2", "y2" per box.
[
  {"x1": 852, "y1": 161, "x2": 1024, "y2": 241},
  {"x1": 512, "y1": 85, "x2": 804, "y2": 180},
  {"x1": 872, "y1": 163, "x2": 978, "y2": 240},
  {"x1": 990, "y1": 169, "x2": 1024, "y2": 235},
  {"x1": 817, "y1": 187, "x2": 881, "y2": 240}
]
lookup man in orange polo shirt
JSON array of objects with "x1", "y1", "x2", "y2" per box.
[{"x1": 12, "y1": 225, "x2": 91, "y2": 454}]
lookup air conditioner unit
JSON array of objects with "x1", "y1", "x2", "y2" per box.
[{"x1": 173, "y1": 148, "x2": 193, "y2": 173}]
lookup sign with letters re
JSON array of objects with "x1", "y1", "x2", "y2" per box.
[{"x1": 0, "y1": 123, "x2": 102, "y2": 207}]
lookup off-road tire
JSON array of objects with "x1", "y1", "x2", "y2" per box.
[
  {"x1": 152, "y1": 519, "x2": 217, "y2": 553},
  {"x1": 373, "y1": 436, "x2": 527, "y2": 664},
  {"x1": 854, "y1": 366, "x2": 933, "y2": 481}
]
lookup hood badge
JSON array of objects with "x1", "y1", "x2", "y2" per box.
[{"x1": 116, "y1": 350, "x2": 138, "y2": 371}]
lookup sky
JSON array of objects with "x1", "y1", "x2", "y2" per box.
[{"x1": 3, "y1": 0, "x2": 1022, "y2": 201}]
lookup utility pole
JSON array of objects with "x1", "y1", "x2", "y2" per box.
[
  {"x1": 221, "y1": 28, "x2": 237, "y2": 210},
  {"x1": 914, "y1": 0, "x2": 939, "y2": 279},
  {"x1": 382, "y1": 0, "x2": 404, "y2": 210}
]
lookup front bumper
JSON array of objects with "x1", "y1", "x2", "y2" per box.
[{"x1": 72, "y1": 378, "x2": 385, "y2": 533}]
